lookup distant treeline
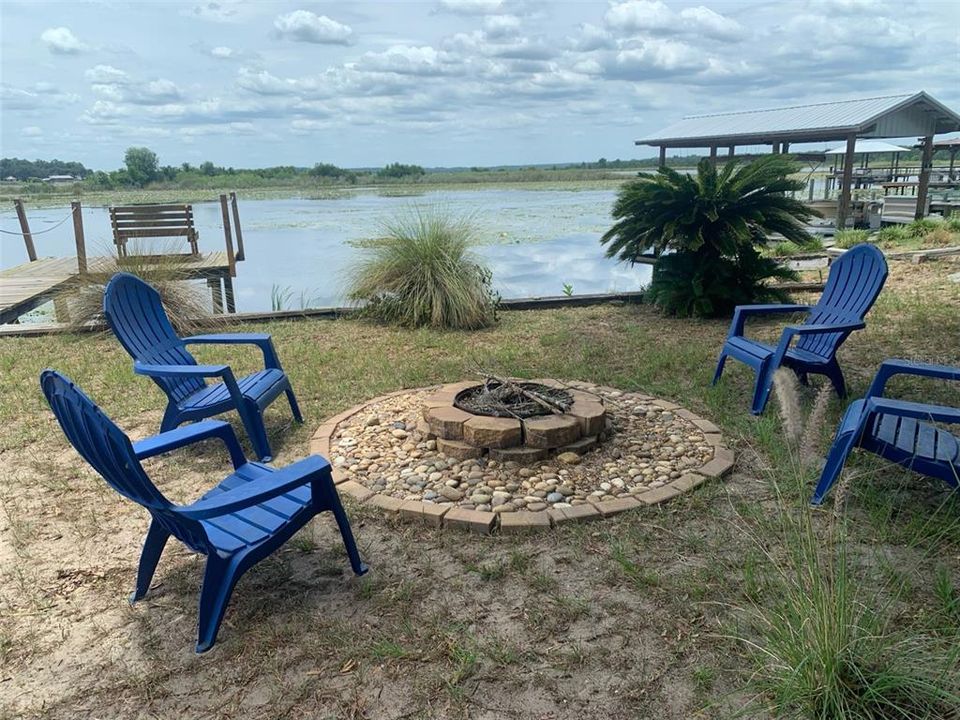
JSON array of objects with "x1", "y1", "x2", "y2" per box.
[{"x1": 0, "y1": 158, "x2": 91, "y2": 180}]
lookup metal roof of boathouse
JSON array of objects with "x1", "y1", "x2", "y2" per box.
[{"x1": 637, "y1": 92, "x2": 960, "y2": 148}]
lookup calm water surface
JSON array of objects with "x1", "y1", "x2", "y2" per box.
[{"x1": 0, "y1": 189, "x2": 651, "y2": 314}]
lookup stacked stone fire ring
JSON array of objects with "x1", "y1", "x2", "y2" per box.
[{"x1": 310, "y1": 380, "x2": 734, "y2": 534}]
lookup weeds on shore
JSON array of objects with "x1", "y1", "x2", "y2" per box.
[{"x1": 735, "y1": 371, "x2": 960, "y2": 718}]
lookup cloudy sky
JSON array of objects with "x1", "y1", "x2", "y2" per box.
[{"x1": 2, "y1": 0, "x2": 957, "y2": 171}]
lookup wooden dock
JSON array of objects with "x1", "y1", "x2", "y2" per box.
[
  {"x1": 0, "y1": 253, "x2": 233, "y2": 325},
  {"x1": 2, "y1": 194, "x2": 245, "y2": 325}
]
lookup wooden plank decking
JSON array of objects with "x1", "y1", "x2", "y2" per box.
[{"x1": 0, "y1": 253, "x2": 231, "y2": 324}]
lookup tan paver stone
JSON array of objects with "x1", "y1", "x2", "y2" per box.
[
  {"x1": 399, "y1": 500, "x2": 450, "y2": 527},
  {"x1": 437, "y1": 438, "x2": 484, "y2": 461},
  {"x1": 338, "y1": 480, "x2": 375, "y2": 502},
  {"x1": 558, "y1": 435, "x2": 599, "y2": 455},
  {"x1": 463, "y1": 416, "x2": 522, "y2": 448},
  {"x1": 523, "y1": 414, "x2": 581, "y2": 449},
  {"x1": 568, "y1": 401, "x2": 606, "y2": 436},
  {"x1": 426, "y1": 406, "x2": 473, "y2": 440},
  {"x1": 560, "y1": 503, "x2": 601, "y2": 522},
  {"x1": 499, "y1": 510, "x2": 552, "y2": 533},
  {"x1": 589, "y1": 496, "x2": 641, "y2": 517},
  {"x1": 670, "y1": 473, "x2": 706, "y2": 492},
  {"x1": 368, "y1": 494, "x2": 403, "y2": 513},
  {"x1": 638, "y1": 484, "x2": 681, "y2": 505},
  {"x1": 699, "y1": 447, "x2": 735, "y2": 477},
  {"x1": 677, "y1": 409, "x2": 721, "y2": 434},
  {"x1": 443, "y1": 507, "x2": 495, "y2": 534},
  {"x1": 488, "y1": 445, "x2": 548, "y2": 463}
]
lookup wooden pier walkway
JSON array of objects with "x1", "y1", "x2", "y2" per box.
[{"x1": 0, "y1": 253, "x2": 232, "y2": 325}]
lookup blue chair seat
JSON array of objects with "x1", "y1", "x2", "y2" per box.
[
  {"x1": 180, "y1": 369, "x2": 288, "y2": 415},
  {"x1": 724, "y1": 335, "x2": 834, "y2": 368},
  {"x1": 811, "y1": 360, "x2": 960, "y2": 505},
  {"x1": 41, "y1": 370, "x2": 368, "y2": 652},
  {"x1": 200, "y1": 462, "x2": 314, "y2": 554}
]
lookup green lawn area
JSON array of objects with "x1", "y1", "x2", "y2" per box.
[{"x1": 1, "y1": 258, "x2": 958, "y2": 718}]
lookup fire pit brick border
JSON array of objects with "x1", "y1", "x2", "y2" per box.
[{"x1": 309, "y1": 382, "x2": 734, "y2": 534}]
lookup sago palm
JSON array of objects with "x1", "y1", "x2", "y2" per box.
[{"x1": 602, "y1": 155, "x2": 818, "y2": 263}]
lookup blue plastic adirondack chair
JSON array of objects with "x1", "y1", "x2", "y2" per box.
[
  {"x1": 713, "y1": 243, "x2": 888, "y2": 414},
  {"x1": 104, "y1": 272, "x2": 302, "y2": 462},
  {"x1": 811, "y1": 359, "x2": 960, "y2": 505},
  {"x1": 40, "y1": 370, "x2": 368, "y2": 653}
]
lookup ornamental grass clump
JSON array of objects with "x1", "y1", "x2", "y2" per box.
[
  {"x1": 602, "y1": 155, "x2": 819, "y2": 318},
  {"x1": 56, "y1": 239, "x2": 217, "y2": 334},
  {"x1": 733, "y1": 377, "x2": 960, "y2": 719},
  {"x1": 346, "y1": 209, "x2": 499, "y2": 330}
]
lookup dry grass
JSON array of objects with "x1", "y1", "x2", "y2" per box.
[{"x1": 0, "y1": 258, "x2": 958, "y2": 719}]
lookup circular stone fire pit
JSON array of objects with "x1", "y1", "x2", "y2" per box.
[
  {"x1": 310, "y1": 380, "x2": 734, "y2": 534},
  {"x1": 426, "y1": 380, "x2": 606, "y2": 465}
]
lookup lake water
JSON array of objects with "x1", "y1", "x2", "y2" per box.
[{"x1": 0, "y1": 189, "x2": 651, "y2": 314}]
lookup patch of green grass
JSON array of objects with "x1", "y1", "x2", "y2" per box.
[{"x1": 833, "y1": 229, "x2": 872, "y2": 248}]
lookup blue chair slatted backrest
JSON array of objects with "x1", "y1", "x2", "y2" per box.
[
  {"x1": 796, "y1": 244, "x2": 888, "y2": 359},
  {"x1": 40, "y1": 370, "x2": 210, "y2": 554},
  {"x1": 103, "y1": 272, "x2": 205, "y2": 405}
]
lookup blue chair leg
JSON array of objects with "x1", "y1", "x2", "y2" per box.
[
  {"x1": 196, "y1": 554, "x2": 243, "y2": 653},
  {"x1": 160, "y1": 405, "x2": 180, "y2": 433},
  {"x1": 824, "y1": 360, "x2": 847, "y2": 398},
  {"x1": 811, "y1": 428, "x2": 860, "y2": 505},
  {"x1": 285, "y1": 388, "x2": 303, "y2": 423},
  {"x1": 712, "y1": 351, "x2": 728, "y2": 385},
  {"x1": 751, "y1": 361, "x2": 775, "y2": 415},
  {"x1": 239, "y1": 399, "x2": 273, "y2": 462},
  {"x1": 315, "y1": 476, "x2": 368, "y2": 576},
  {"x1": 130, "y1": 519, "x2": 169, "y2": 602}
]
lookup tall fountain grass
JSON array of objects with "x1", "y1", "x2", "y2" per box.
[
  {"x1": 734, "y1": 371, "x2": 960, "y2": 718},
  {"x1": 345, "y1": 208, "x2": 499, "y2": 330},
  {"x1": 56, "y1": 239, "x2": 218, "y2": 335}
]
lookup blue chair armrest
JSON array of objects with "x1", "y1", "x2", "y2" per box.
[
  {"x1": 183, "y1": 333, "x2": 281, "y2": 370},
  {"x1": 133, "y1": 420, "x2": 246, "y2": 469},
  {"x1": 865, "y1": 397, "x2": 960, "y2": 426},
  {"x1": 782, "y1": 321, "x2": 866, "y2": 336},
  {"x1": 134, "y1": 361, "x2": 247, "y2": 409},
  {"x1": 865, "y1": 359, "x2": 960, "y2": 399},
  {"x1": 134, "y1": 361, "x2": 230, "y2": 378},
  {"x1": 175, "y1": 456, "x2": 332, "y2": 519},
  {"x1": 729, "y1": 304, "x2": 811, "y2": 336}
]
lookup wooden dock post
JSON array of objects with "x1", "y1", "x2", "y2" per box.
[
  {"x1": 915, "y1": 135, "x2": 934, "y2": 220},
  {"x1": 71, "y1": 201, "x2": 87, "y2": 275},
  {"x1": 219, "y1": 194, "x2": 236, "y2": 278},
  {"x1": 13, "y1": 199, "x2": 37, "y2": 261},
  {"x1": 207, "y1": 278, "x2": 224, "y2": 314},
  {"x1": 837, "y1": 134, "x2": 856, "y2": 229},
  {"x1": 230, "y1": 192, "x2": 245, "y2": 262},
  {"x1": 223, "y1": 276, "x2": 236, "y2": 313}
]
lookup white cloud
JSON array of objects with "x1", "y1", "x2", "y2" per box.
[
  {"x1": 211, "y1": 46, "x2": 234, "y2": 58},
  {"x1": 22, "y1": 126, "x2": 43, "y2": 137},
  {"x1": 85, "y1": 65, "x2": 130, "y2": 84},
  {"x1": 605, "y1": 1, "x2": 673, "y2": 33},
  {"x1": 41, "y1": 27, "x2": 87, "y2": 54},
  {"x1": 357, "y1": 45, "x2": 463, "y2": 77},
  {"x1": 605, "y1": 1, "x2": 745, "y2": 42},
  {"x1": 437, "y1": 0, "x2": 506, "y2": 15},
  {"x1": 678, "y1": 7, "x2": 745, "y2": 42},
  {"x1": 483, "y1": 14, "x2": 522, "y2": 39},
  {"x1": 274, "y1": 10, "x2": 353, "y2": 45},
  {"x1": 603, "y1": 38, "x2": 706, "y2": 79},
  {"x1": 1, "y1": 84, "x2": 80, "y2": 110},
  {"x1": 81, "y1": 100, "x2": 131, "y2": 124}
]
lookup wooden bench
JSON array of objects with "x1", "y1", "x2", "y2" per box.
[{"x1": 109, "y1": 204, "x2": 199, "y2": 257}]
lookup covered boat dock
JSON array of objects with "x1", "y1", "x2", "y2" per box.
[{"x1": 636, "y1": 92, "x2": 960, "y2": 228}]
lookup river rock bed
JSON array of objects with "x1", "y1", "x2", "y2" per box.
[{"x1": 328, "y1": 384, "x2": 714, "y2": 514}]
